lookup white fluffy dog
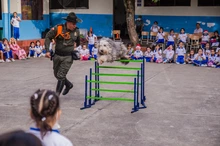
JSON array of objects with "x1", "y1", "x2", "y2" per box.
[{"x1": 97, "y1": 38, "x2": 130, "y2": 65}]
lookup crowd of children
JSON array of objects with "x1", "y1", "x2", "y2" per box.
[
  {"x1": 126, "y1": 42, "x2": 220, "y2": 68},
  {"x1": 0, "y1": 39, "x2": 46, "y2": 63}
]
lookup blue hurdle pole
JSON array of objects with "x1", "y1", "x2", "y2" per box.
[
  {"x1": 89, "y1": 68, "x2": 92, "y2": 106},
  {"x1": 137, "y1": 70, "x2": 140, "y2": 108},
  {"x1": 80, "y1": 75, "x2": 89, "y2": 110},
  {"x1": 95, "y1": 62, "x2": 98, "y2": 98},
  {"x1": 131, "y1": 78, "x2": 138, "y2": 113},
  {"x1": 143, "y1": 57, "x2": 146, "y2": 101},
  {"x1": 141, "y1": 63, "x2": 143, "y2": 103},
  {"x1": 97, "y1": 62, "x2": 100, "y2": 97}
]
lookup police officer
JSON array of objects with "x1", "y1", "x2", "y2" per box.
[{"x1": 45, "y1": 12, "x2": 81, "y2": 96}]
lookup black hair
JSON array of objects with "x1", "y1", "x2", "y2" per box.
[
  {"x1": 30, "y1": 42, "x2": 35, "y2": 47},
  {"x1": 160, "y1": 27, "x2": 164, "y2": 30},
  {"x1": 127, "y1": 43, "x2": 132, "y2": 47},
  {"x1": 180, "y1": 28, "x2": 185, "y2": 32},
  {"x1": 170, "y1": 29, "x2": 174, "y2": 33},
  {"x1": 36, "y1": 40, "x2": 41, "y2": 45},
  {"x1": 2, "y1": 38, "x2": 9, "y2": 44},
  {"x1": 30, "y1": 89, "x2": 60, "y2": 138},
  {"x1": 154, "y1": 21, "x2": 158, "y2": 24},
  {"x1": 214, "y1": 30, "x2": 219, "y2": 35},
  {"x1": 0, "y1": 130, "x2": 42, "y2": 146},
  {"x1": 196, "y1": 23, "x2": 200, "y2": 26}
]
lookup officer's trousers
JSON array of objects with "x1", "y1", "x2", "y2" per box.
[{"x1": 53, "y1": 54, "x2": 73, "y2": 81}]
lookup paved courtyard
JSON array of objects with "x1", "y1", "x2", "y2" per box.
[{"x1": 0, "y1": 58, "x2": 219, "y2": 146}]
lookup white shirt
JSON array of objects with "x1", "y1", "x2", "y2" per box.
[
  {"x1": 157, "y1": 32, "x2": 165, "y2": 40},
  {"x1": 133, "y1": 50, "x2": 143, "y2": 58},
  {"x1": 35, "y1": 46, "x2": 43, "y2": 53},
  {"x1": 87, "y1": 34, "x2": 97, "y2": 45},
  {"x1": 127, "y1": 48, "x2": 133, "y2": 56},
  {"x1": 205, "y1": 49, "x2": 210, "y2": 57},
  {"x1": 202, "y1": 35, "x2": 210, "y2": 42},
  {"x1": 178, "y1": 33, "x2": 187, "y2": 43},
  {"x1": 163, "y1": 49, "x2": 174, "y2": 59},
  {"x1": 194, "y1": 28, "x2": 203, "y2": 34},
  {"x1": 29, "y1": 128, "x2": 73, "y2": 146},
  {"x1": 75, "y1": 45, "x2": 82, "y2": 51},
  {"x1": 209, "y1": 54, "x2": 216, "y2": 62},
  {"x1": 11, "y1": 17, "x2": 20, "y2": 27},
  {"x1": 49, "y1": 43, "x2": 55, "y2": 51},
  {"x1": 195, "y1": 53, "x2": 206, "y2": 61},
  {"x1": 168, "y1": 34, "x2": 176, "y2": 42},
  {"x1": 154, "y1": 49, "x2": 162, "y2": 59},
  {"x1": 176, "y1": 47, "x2": 186, "y2": 56},
  {"x1": 216, "y1": 47, "x2": 220, "y2": 53},
  {"x1": 215, "y1": 55, "x2": 220, "y2": 62},
  {"x1": 145, "y1": 51, "x2": 154, "y2": 57},
  {"x1": 29, "y1": 47, "x2": 35, "y2": 51},
  {"x1": 150, "y1": 25, "x2": 160, "y2": 32},
  {"x1": 188, "y1": 54, "x2": 195, "y2": 60},
  {"x1": 80, "y1": 49, "x2": 89, "y2": 56},
  {"x1": 92, "y1": 47, "x2": 98, "y2": 55}
]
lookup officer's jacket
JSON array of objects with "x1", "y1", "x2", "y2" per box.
[{"x1": 45, "y1": 23, "x2": 80, "y2": 54}]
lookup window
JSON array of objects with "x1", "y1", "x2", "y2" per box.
[
  {"x1": 21, "y1": 0, "x2": 43, "y2": 20},
  {"x1": 50, "y1": 0, "x2": 89, "y2": 9},
  {"x1": 144, "y1": 0, "x2": 191, "y2": 6},
  {"x1": 198, "y1": 0, "x2": 220, "y2": 6}
]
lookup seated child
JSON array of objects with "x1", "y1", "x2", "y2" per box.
[
  {"x1": 163, "y1": 45, "x2": 174, "y2": 63},
  {"x1": 186, "y1": 50, "x2": 195, "y2": 64},
  {"x1": 178, "y1": 28, "x2": 187, "y2": 43},
  {"x1": 2, "y1": 38, "x2": 15, "y2": 62},
  {"x1": 215, "y1": 49, "x2": 220, "y2": 68},
  {"x1": 201, "y1": 30, "x2": 210, "y2": 48},
  {"x1": 156, "y1": 27, "x2": 165, "y2": 44},
  {"x1": 150, "y1": 21, "x2": 160, "y2": 33},
  {"x1": 91, "y1": 43, "x2": 98, "y2": 60},
  {"x1": 126, "y1": 43, "x2": 134, "y2": 58},
  {"x1": 34, "y1": 40, "x2": 44, "y2": 57},
  {"x1": 0, "y1": 42, "x2": 4, "y2": 63},
  {"x1": 28, "y1": 42, "x2": 37, "y2": 58},
  {"x1": 167, "y1": 29, "x2": 176, "y2": 47},
  {"x1": 210, "y1": 31, "x2": 220, "y2": 47},
  {"x1": 153, "y1": 44, "x2": 163, "y2": 63},
  {"x1": 176, "y1": 42, "x2": 186, "y2": 64},
  {"x1": 29, "y1": 89, "x2": 73, "y2": 146},
  {"x1": 74, "y1": 42, "x2": 82, "y2": 51},
  {"x1": 207, "y1": 49, "x2": 216, "y2": 67},
  {"x1": 131, "y1": 44, "x2": 143, "y2": 60},
  {"x1": 144, "y1": 47, "x2": 154, "y2": 62},
  {"x1": 80, "y1": 44, "x2": 90, "y2": 60},
  {"x1": 203, "y1": 43, "x2": 211, "y2": 62},
  {"x1": 10, "y1": 37, "x2": 27, "y2": 60},
  {"x1": 193, "y1": 48, "x2": 207, "y2": 67}
]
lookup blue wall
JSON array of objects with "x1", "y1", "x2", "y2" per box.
[
  {"x1": 19, "y1": 14, "x2": 50, "y2": 40},
  {"x1": 50, "y1": 13, "x2": 113, "y2": 37},
  {"x1": 138, "y1": 15, "x2": 220, "y2": 33},
  {"x1": 0, "y1": 20, "x2": 2, "y2": 27}
]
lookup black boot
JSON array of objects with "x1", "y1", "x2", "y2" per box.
[
  {"x1": 62, "y1": 79, "x2": 73, "y2": 95},
  {"x1": 56, "y1": 80, "x2": 65, "y2": 96}
]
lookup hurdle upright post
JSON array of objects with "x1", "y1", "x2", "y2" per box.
[
  {"x1": 136, "y1": 70, "x2": 140, "y2": 108},
  {"x1": 131, "y1": 78, "x2": 138, "y2": 113},
  {"x1": 89, "y1": 68, "x2": 92, "y2": 106},
  {"x1": 80, "y1": 75, "x2": 89, "y2": 110}
]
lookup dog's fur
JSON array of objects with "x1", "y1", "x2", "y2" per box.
[{"x1": 97, "y1": 38, "x2": 129, "y2": 65}]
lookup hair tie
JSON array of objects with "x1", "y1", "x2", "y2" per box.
[
  {"x1": 41, "y1": 117, "x2": 46, "y2": 122},
  {"x1": 34, "y1": 93, "x2": 38, "y2": 99},
  {"x1": 48, "y1": 95, "x2": 53, "y2": 100}
]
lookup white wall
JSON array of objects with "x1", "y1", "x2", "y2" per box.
[
  {"x1": 135, "y1": 0, "x2": 220, "y2": 16},
  {"x1": 50, "y1": 0, "x2": 113, "y2": 14}
]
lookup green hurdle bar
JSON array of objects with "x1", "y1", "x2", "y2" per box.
[{"x1": 80, "y1": 58, "x2": 147, "y2": 113}]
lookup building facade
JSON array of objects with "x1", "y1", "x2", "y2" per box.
[{"x1": 0, "y1": 0, "x2": 220, "y2": 40}]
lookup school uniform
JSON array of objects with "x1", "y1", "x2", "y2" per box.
[
  {"x1": 156, "y1": 32, "x2": 165, "y2": 44},
  {"x1": 194, "y1": 28, "x2": 203, "y2": 34},
  {"x1": 2, "y1": 44, "x2": 13, "y2": 59},
  {"x1": 145, "y1": 51, "x2": 154, "y2": 62},
  {"x1": 29, "y1": 127, "x2": 73, "y2": 146},
  {"x1": 153, "y1": 49, "x2": 162, "y2": 62},
  {"x1": 29, "y1": 47, "x2": 36, "y2": 57},
  {"x1": 151, "y1": 25, "x2": 160, "y2": 33},
  {"x1": 163, "y1": 49, "x2": 174, "y2": 63},
  {"x1": 207, "y1": 54, "x2": 216, "y2": 67},
  {"x1": 216, "y1": 47, "x2": 220, "y2": 53},
  {"x1": 204, "y1": 49, "x2": 210, "y2": 61},
  {"x1": 80, "y1": 49, "x2": 90, "y2": 60},
  {"x1": 176, "y1": 47, "x2": 186, "y2": 64},
  {"x1": 127, "y1": 48, "x2": 134, "y2": 57},
  {"x1": 131, "y1": 50, "x2": 143, "y2": 60},
  {"x1": 193, "y1": 53, "x2": 207, "y2": 66},
  {"x1": 35, "y1": 46, "x2": 43, "y2": 57},
  {"x1": 87, "y1": 34, "x2": 97, "y2": 55},
  {"x1": 178, "y1": 33, "x2": 187, "y2": 43},
  {"x1": 167, "y1": 34, "x2": 176, "y2": 47},
  {"x1": 187, "y1": 54, "x2": 195, "y2": 64},
  {"x1": 210, "y1": 36, "x2": 220, "y2": 47},
  {"x1": 215, "y1": 55, "x2": 220, "y2": 68},
  {"x1": 11, "y1": 17, "x2": 20, "y2": 40},
  {"x1": 92, "y1": 47, "x2": 98, "y2": 59},
  {"x1": 201, "y1": 35, "x2": 210, "y2": 48}
]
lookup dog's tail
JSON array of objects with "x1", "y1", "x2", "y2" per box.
[{"x1": 120, "y1": 57, "x2": 130, "y2": 65}]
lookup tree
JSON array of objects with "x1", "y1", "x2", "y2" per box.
[{"x1": 124, "y1": 0, "x2": 159, "y2": 46}]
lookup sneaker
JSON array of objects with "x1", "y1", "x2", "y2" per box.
[
  {"x1": 0, "y1": 59, "x2": 4, "y2": 63},
  {"x1": 11, "y1": 59, "x2": 15, "y2": 62},
  {"x1": 201, "y1": 64, "x2": 207, "y2": 67},
  {"x1": 211, "y1": 65, "x2": 216, "y2": 68},
  {"x1": 183, "y1": 62, "x2": 186, "y2": 64},
  {"x1": 176, "y1": 62, "x2": 180, "y2": 64},
  {"x1": 6, "y1": 59, "x2": 11, "y2": 63}
]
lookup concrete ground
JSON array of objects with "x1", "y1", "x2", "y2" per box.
[{"x1": 0, "y1": 58, "x2": 219, "y2": 146}]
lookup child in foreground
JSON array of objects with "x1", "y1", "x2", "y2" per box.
[
  {"x1": 163, "y1": 45, "x2": 174, "y2": 63},
  {"x1": 29, "y1": 89, "x2": 73, "y2": 146}
]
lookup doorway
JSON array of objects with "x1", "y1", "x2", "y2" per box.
[{"x1": 113, "y1": 0, "x2": 128, "y2": 39}]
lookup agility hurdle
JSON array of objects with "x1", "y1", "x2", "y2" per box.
[{"x1": 80, "y1": 58, "x2": 147, "y2": 113}]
